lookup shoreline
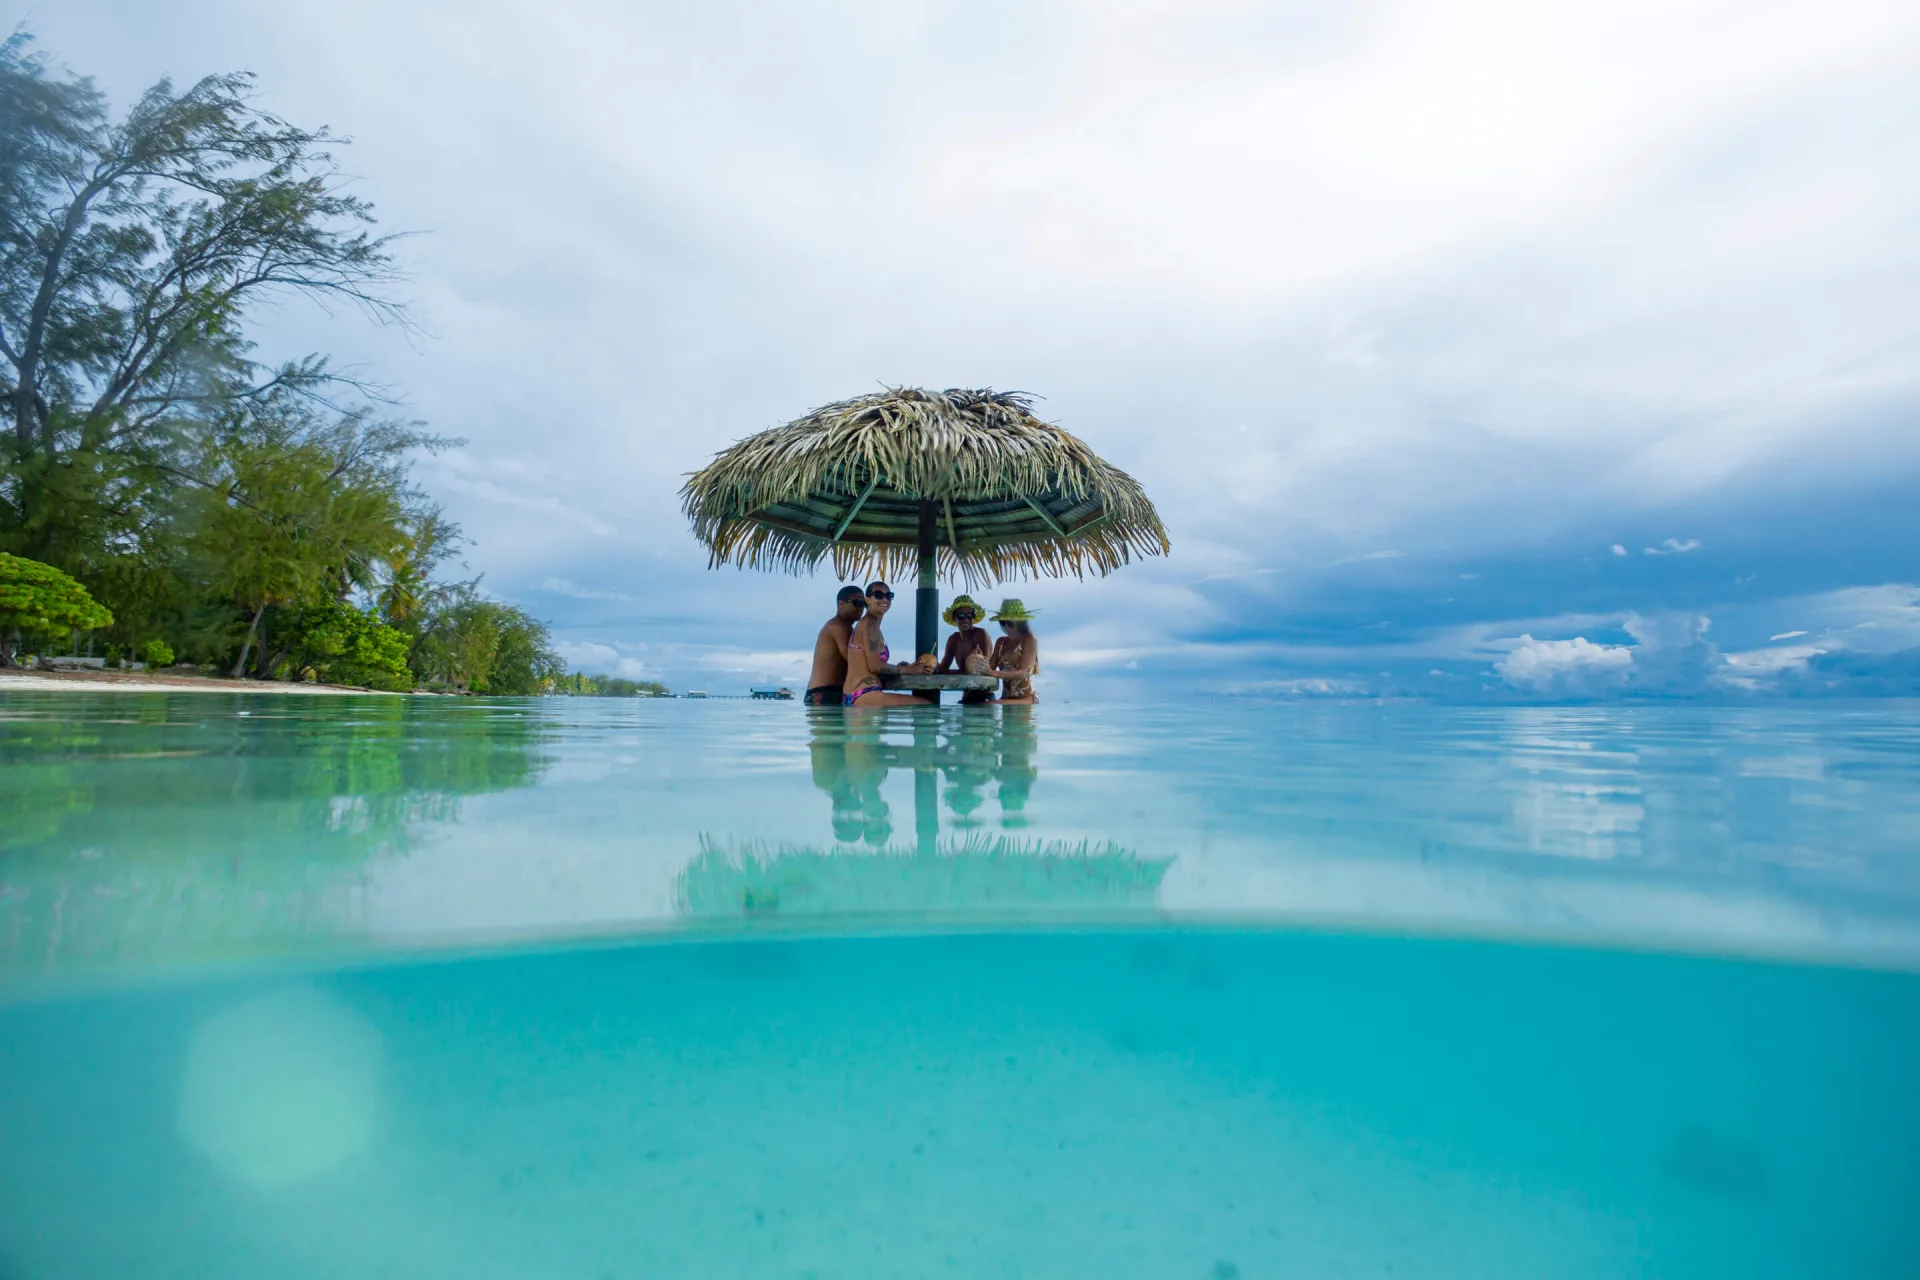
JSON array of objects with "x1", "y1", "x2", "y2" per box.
[{"x1": 0, "y1": 668, "x2": 409, "y2": 696}]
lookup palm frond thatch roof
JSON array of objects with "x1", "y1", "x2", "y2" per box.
[{"x1": 680, "y1": 388, "x2": 1170, "y2": 583}]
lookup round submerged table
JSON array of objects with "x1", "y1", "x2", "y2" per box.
[{"x1": 877, "y1": 672, "x2": 1000, "y2": 703}]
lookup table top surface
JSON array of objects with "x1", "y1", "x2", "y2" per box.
[{"x1": 878, "y1": 672, "x2": 1000, "y2": 691}]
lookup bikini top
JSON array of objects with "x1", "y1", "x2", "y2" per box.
[
  {"x1": 996, "y1": 635, "x2": 1037, "y2": 674},
  {"x1": 849, "y1": 627, "x2": 889, "y2": 664}
]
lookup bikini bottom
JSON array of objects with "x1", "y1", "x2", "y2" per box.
[{"x1": 843, "y1": 683, "x2": 886, "y2": 707}]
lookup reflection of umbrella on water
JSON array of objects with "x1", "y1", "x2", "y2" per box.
[
  {"x1": 680, "y1": 708, "x2": 1169, "y2": 919},
  {"x1": 681, "y1": 387, "x2": 1170, "y2": 657},
  {"x1": 675, "y1": 834, "x2": 1171, "y2": 920}
]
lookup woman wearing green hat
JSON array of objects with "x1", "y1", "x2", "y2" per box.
[
  {"x1": 936, "y1": 594, "x2": 995, "y2": 704},
  {"x1": 988, "y1": 599, "x2": 1040, "y2": 704}
]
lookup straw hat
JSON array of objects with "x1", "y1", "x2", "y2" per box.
[
  {"x1": 943, "y1": 594, "x2": 985, "y2": 626},
  {"x1": 989, "y1": 598, "x2": 1038, "y2": 622}
]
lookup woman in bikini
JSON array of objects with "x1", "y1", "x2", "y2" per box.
[
  {"x1": 987, "y1": 599, "x2": 1040, "y2": 705},
  {"x1": 842, "y1": 580, "x2": 934, "y2": 708}
]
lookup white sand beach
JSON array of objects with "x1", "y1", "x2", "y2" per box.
[{"x1": 0, "y1": 669, "x2": 406, "y2": 695}]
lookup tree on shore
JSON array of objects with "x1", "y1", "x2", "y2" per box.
[
  {"x1": 181, "y1": 392, "x2": 443, "y2": 675},
  {"x1": 554, "y1": 672, "x2": 670, "y2": 697},
  {"x1": 408, "y1": 596, "x2": 563, "y2": 694},
  {"x1": 0, "y1": 31, "x2": 401, "y2": 538},
  {"x1": 0, "y1": 32, "x2": 576, "y2": 694},
  {"x1": 0, "y1": 550, "x2": 110, "y2": 665}
]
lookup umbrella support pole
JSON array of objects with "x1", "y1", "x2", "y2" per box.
[{"x1": 915, "y1": 500, "x2": 939, "y2": 686}]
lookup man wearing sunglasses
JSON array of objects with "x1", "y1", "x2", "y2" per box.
[
  {"x1": 804, "y1": 585, "x2": 869, "y2": 706},
  {"x1": 935, "y1": 593, "x2": 995, "y2": 705},
  {"x1": 842, "y1": 580, "x2": 934, "y2": 708}
]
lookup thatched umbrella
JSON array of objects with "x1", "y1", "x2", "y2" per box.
[{"x1": 680, "y1": 387, "x2": 1169, "y2": 657}]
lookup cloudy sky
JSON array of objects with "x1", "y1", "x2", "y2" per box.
[{"x1": 31, "y1": 0, "x2": 1920, "y2": 698}]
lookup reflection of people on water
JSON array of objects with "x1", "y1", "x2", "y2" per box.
[
  {"x1": 842, "y1": 717, "x2": 896, "y2": 845},
  {"x1": 807, "y1": 713, "x2": 866, "y2": 841},
  {"x1": 808, "y1": 711, "x2": 895, "y2": 845},
  {"x1": 941, "y1": 707, "x2": 999, "y2": 826},
  {"x1": 935, "y1": 594, "x2": 994, "y2": 704},
  {"x1": 994, "y1": 708, "x2": 1038, "y2": 827},
  {"x1": 804, "y1": 585, "x2": 866, "y2": 706},
  {"x1": 988, "y1": 599, "x2": 1040, "y2": 705},
  {"x1": 808, "y1": 704, "x2": 1044, "y2": 842}
]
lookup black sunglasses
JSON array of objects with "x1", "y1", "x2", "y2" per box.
[{"x1": 866, "y1": 589, "x2": 894, "y2": 600}]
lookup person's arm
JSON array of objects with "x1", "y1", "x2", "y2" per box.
[
  {"x1": 936, "y1": 633, "x2": 958, "y2": 674},
  {"x1": 858, "y1": 621, "x2": 926, "y2": 677},
  {"x1": 873, "y1": 651, "x2": 934, "y2": 677}
]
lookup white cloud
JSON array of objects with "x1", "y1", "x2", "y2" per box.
[
  {"x1": 1493, "y1": 612, "x2": 1719, "y2": 697},
  {"x1": 1329, "y1": 550, "x2": 1407, "y2": 566},
  {"x1": 1716, "y1": 583, "x2": 1920, "y2": 693},
  {"x1": 1797, "y1": 583, "x2": 1920, "y2": 652},
  {"x1": 556, "y1": 640, "x2": 618, "y2": 669},
  {"x1": 1195, "y1": 567, "x2": 1284, "y2": 584},
  {"x1": 1622, "y1": 612, "x2": 1719, "y2": 691},
  {"x1": 1718, "y1": 643, "x2": 1825, "y2": 690},
  {"x1": 694, "y1": 649, "x2": 812, "y2": 675},
  {"x1": 30, "y1": 1, "x2": 1920, "y2": 693},
  {"x1": 417, "y1": 452, "x2": 621, "y2": 542},
  {"x1": 1241, "y1": 677, "x2": 1372, "y2": 697},
  {"x1": 542, "y1": 578, "x2": 639, "y2": 602},
  {"x1": 555, "y1": 641, "x2": 659, "y2": 681},
  {"x1": 1495, "y1": 635, "x2": 1635, "y2": 697},
  {"x1": 925, "y1": 1, "x2": 1920, "y2": 302}
]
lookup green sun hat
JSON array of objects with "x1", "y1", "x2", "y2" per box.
[
  {"x1": 989, "y1": 598, "x2": 1038, "y2": 623},
  {"x1": 943, "y1": 594, "x2": 985, "y2": 626}
]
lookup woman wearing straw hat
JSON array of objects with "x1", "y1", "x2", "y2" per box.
[
  {"x1": 988, "y1": 599, "x2": 1040, "y2": 705},
  {"x1": 936, "y1": 594, "x2": 994, "y2": 704}
]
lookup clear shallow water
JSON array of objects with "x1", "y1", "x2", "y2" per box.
[
  {"x1": 2, "y1": 693, "x2": 1919, "y2": 1276},
  {"x1": 5, "y1": 695, "x2": 1920, "y2": 977}
]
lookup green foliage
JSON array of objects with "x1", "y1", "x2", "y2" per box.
[
  {"x1": 0, "y1": 34, "x2": 581, "y2": 698},
  {"x1": 410, "y1": 596, "x2": 561, "y2": 695},
  {"x1": 0, "y1": 31, "x2": 402, "y2": 485},
  {"x1": 378, "y1": 508, "x2": 462, "y2": 634},
  {"x1": 279, "y1": 598, "x2": 411, "y2": 691},
  {"x1": 0, "y1": 551, "x2": 112, "y2": 662},
  {"x1": 0, "y1": 552, "x2": 114, "y2": 631},
  {"x1": 0, "y1": 31, "x2": 457, "y2": 684},
  {"x1": 178, "y1": 393, "x2": 447, "y2": 675},
  {"x1": 143, "y1": 638, "x2": 173, "y2": 668},
  {"x1": 554, "y1": 671, "x2": 669, "y2": 697}
]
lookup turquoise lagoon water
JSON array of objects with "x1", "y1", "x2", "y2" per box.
[{"x1": 1, "y1": 693, "x2": 1918, "y2": 1277}]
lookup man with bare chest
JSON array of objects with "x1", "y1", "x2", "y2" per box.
[{"x1": 805, "y1": 586, "x2": 868, "y2": 706}]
